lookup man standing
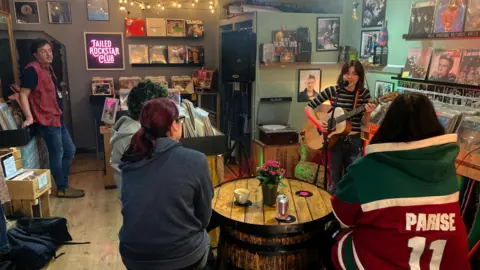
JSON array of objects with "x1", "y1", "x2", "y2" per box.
[{"x1": 15, "y1": 39, "x2": 84, "y2": 198}]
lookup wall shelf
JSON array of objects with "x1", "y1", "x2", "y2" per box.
[
  {"x1": 131, "y1": 63, "x2": 203, "y2": 67},
  {"x1": 390, "y1": 76, "x2": 480, "y2": 90},
  {"x1": 402, "y1": 31, "x2": 480, "y2": 40},
  {"x1": 259, "y1": 62, "x2": 342, "y2": 69},
  {"x1": 126, "y1": 36, "x2": 204, "y2": 40}
]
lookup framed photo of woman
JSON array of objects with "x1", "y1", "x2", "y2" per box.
[{"x1": 298, "y1": 69, "x2": 321, "y2": 102}]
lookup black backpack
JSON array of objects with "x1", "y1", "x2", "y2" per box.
[{"x1": 6, "y1": 217, "x2": 89, "y2": 269}]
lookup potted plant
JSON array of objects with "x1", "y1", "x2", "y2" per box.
[{"x1": 256, "y1": 161, "x2": 286, "y2": 206}]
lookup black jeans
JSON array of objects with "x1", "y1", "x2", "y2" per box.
[{"x1": 328, "y1": 134, "x2": 362, "y2": 194}]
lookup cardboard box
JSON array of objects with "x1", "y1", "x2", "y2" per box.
[
  {"x1": 251, "y1": 139, "x2": 300, "y2": 178},
  {"x1": 5, "y1": 169, "x2": 52, "y2": 200}
]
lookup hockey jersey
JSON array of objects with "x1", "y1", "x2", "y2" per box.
[{"x1": 331, "y1": 134, "x2": 470, "y2": 270}]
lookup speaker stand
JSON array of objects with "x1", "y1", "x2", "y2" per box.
[{"x1": 225, "y1": 139, "x2": 252, "y2": 178}]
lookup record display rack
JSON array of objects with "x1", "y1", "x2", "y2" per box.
[
  {"x1": 128, "y1": 36, "x2": 204, "y2": 40},
  {"x1": 402, "y1": 31, "x2": 480, "y2": 41},
  {"x1": 391, "y1": 76, "x2": 480, "y2": 90},
  {"x1": 131, "y1": 63, "x2": 204, "y2": 67}
]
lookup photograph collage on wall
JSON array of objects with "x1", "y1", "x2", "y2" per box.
[
  {"x1": 14, "y1": 0, "x2": 40, "y2": 24},
  {"x1": 47, "y1": 1, "x2": 71, "y2": 24},
  {"x1": 402, "y1": 47, "x2": 480, "y2": 86},
  {"x1": 297, "y1": 69, "x2": 321, "y2": 102},
  {"x1": 316, "y1": 17, "x2": 340, "y2": 51},
  {"x1": 360, "y1": 30, "x2": 380, "y2": 58},
  {"x1": 362, "y1": 0, "x2": 387, "y2": 27}
]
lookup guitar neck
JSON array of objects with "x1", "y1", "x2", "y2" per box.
[{"x1": 335, "y1": 97, "x2": 380, "y2": 123}]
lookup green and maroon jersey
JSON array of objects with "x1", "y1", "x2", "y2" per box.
[{"x1": 331, "y1": 134, "x2": 470, "y2": 270}]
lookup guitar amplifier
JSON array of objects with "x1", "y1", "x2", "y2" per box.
[
  {"x1": 296, "y1": 42, "x2": 312, "y2": 62},
  {"x1": 259, "y1": 127, "x2": 299, "y2": 145}
]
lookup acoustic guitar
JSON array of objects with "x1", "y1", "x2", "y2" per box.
[{"x1": 304, "y1": 92, "x2": 399, "y2": 150}]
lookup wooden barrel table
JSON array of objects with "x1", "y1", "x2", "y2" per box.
[{"x1": 212, "y1": 178, "x2": 333, "y2": 270}]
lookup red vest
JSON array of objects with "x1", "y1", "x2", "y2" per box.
[{"x1": 25, "y1": 61, "x2": 62, "y2": 127}]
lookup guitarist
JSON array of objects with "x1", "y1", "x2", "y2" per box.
[{"x1": 304, "y1": 60, "x2": 376, "y2": 194}]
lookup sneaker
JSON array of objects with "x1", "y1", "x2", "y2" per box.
[{"x1": 57, "y1": 187, "x2": 85, "y2": 198}]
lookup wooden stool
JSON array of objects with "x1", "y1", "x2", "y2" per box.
[{"x1": 11, "y1": 189, "x2": 51, "y2": 218}]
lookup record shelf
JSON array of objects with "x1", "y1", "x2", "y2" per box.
[
  {"x1": 131, "y1": 63, "x2": 203, "y2": 67},
  {"x1": 402, "y1": 31, "x2": 480, "y2": 41},
  {"x1": 391, "y1": 76, "x2": 480, "y2": 90}
]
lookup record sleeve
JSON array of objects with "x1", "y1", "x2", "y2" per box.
[
  {"x1": 149, "y1": 45, "x2": 167, "y2": 64},
  {"x1": 428, "y1": 49, "x2": 462, "y2": 83},
  {"x1": 128, "y1": 45, "x2": 149, "y2": 64},
  {"x1": 144, "y1": 76, "x2": 168, "y2": 89},
  {"x1": 168, "y1": 45, "x2": 186, "y2": 64},
  {"x1": 272, "y1": 30, "x2": 297, "y2": 62},
  {"x1": 118, "y1": 76, "x2": 142, "y2": 90},
  {"x1": 101, "y1": 98, "x2": 119, "y2": 125},
  {"x1": 166, "y1": 19, "x2": 186, "y2": 37},
  {"x1": 434, "y1": 0, "x2": 467, "y2": 33},
  {"x1": 408, "y1": 1, "x2": 436, "y2": 34},
  {"x1": 146, "y1": 18, "x2": 167, "y2": 36},
  {"x1": 167, "y1": 89, "x2": 181, "y2": 106},
  {"x1": 125, "y1": 18, "x2": 146, "y2": 37},
  {"x1": 119, "y1": 89, "x2": 130, "y2": 111},
  {"x1": 402, "y1": 48, "x2": 433, "y2": 80},
  {"x1": 465, "y1": 0, "x2": 480, "y2": 31},
  {"x1": 186, "y1": 46, "x2": 205, "y2": 64},
  {"x1": 185, "y1": 20, "x2": 204, "y2": 38},
  {"x1": 456, "y1": 116, "x2": 480, "y2": 167},
  {"x1": 172, "y1": 76, "x2": 194, "y2": 93},
  {"x1": 457, "y1": 49, "x2": 480, "y2": 86},
  {"x1": 261, "y1": 44, "x2": 275, "y2": 63}
]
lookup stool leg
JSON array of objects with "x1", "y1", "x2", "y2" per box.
[
  {"x1": 21, "y1": 200, "x2": 34, "y2": 218},
  {"x1": 40, "y1": 191, "x2": 51, "y2": 217}
]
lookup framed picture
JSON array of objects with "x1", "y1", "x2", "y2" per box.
[
  {"x1": 101, "y1": 98, "x2": 119, "y2": 125},
  {"x1": 87, "y1": 0, "x2": 109, "y2": 21},
  {"x1": 360, "y1": 30, "x2": 380, "y2": 58},
  {"x1": 298, "y1": 69, "x2": 322, "y2": 102},
  {"x1": 47, "y1": 1, "x2": 71, "y2": 24},
  {"x1": 91, "y1": 82, "x2": 113, "y2": 96},
  {"x1": 316, "y1": 17, "x2": 340, "y2": 51},
  {"x1": 374, "y1": 81, "x2": 394, "y2": 98},
  {"x1": 84, "y1": 32, "x2": 125, "y2": 70},
  {"x1": 362, "y1": 0, "x2": 387, "y2": 27},
  {"x1": 14, "y1": 1, "x2": 40, "y2": 24}
]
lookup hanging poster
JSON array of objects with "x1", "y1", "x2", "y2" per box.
[{"x1": 84, "y1": 32, "x2": 125, "y2": 70}]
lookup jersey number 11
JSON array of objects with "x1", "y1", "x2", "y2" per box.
[{"x1": 408, "y1": 237, "x2": 446, "y2": 270}]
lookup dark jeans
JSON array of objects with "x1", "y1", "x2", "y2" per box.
[
  {"x1": 0, "y1": 204, "x2": 9, "y2": 254},
  {"x1": 328, "y1": 134, "x2": 362, "y2": 194},
  {"x1": 36, "y1": 121, "x2": 76, "y2": 191}
]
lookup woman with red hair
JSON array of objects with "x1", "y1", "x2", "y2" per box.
[{"x1": 118, "y1": 98, "x2": 213, "y2": 270}]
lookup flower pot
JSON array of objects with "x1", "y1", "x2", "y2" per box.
[{"x1": 262, "y1": 184, "x2": 278, "y2": 206}]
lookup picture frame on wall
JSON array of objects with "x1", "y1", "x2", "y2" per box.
[
  {"x1": 362, "y1": 0, "x2": 387, "y2": 27},
  {"x1": 87, "y1": 0, "x2": 109, "y2": 21},
  {"x1": 47, "y1": 1, "x2": 71, "y2": 24},
  {"x1": 14, "y1": 1, "x2": 40, "y2": 24},
  {"x1": 360, "y1": 30, "x2": 380, "y2": 58},
  {"x1": 374, "y1": 81, "x2": 394, "y2": 98},
  {"x1": 316, "y1": 17, "x2": 340, "y2": 51},
  {"x1": 297, "y1": 69, "x2": 322, "y2": 102},
  {"x1": 84, "y1": 32, "x2": 125, "y2": 70}
]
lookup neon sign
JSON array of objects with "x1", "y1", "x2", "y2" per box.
[
  {"x1": 89, "y1": 40, "x2": 120, "y2": 64},
  {"x1": 84, "y1": 32, "x2": 125, "y2": 70}
]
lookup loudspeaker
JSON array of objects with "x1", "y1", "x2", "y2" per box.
[
  {"x1": 296, "y1": 42, "x2": 312, "y2": 62},
  {"x1": 221, "y1": 31, "x2": 257, "y2": 82}
]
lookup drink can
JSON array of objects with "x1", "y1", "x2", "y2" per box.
[{"x1": 276, "y1": 194, "x2": 288, "y2": 220}]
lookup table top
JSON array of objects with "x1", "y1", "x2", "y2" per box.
[{"x1": 212, "y1": 178, "x2": 332, "y2": 227}]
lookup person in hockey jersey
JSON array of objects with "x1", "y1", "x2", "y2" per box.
[{"x1": 329, "y1": 93, "x2": 470, "y2": 270}]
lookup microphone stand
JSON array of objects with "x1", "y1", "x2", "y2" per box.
[{"x1": 314, "y1": 86, "x2": 341, "y2": 192}]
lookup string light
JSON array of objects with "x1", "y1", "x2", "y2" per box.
[
  {"x1": 211, "y1": 8, "x2": 214, "y2": 13},
  {"x1": 178, "y1": 3, "x2": 182, "y2": 8},
  {"x1": 119, "y1": 0, "x2": 122, "y2": 3},
  {"x1": 191, "y1": 2, "x2": 195, "y2": 6},
  {"x1": 157, "y1": 3, "x2": 161, "y2": 7},
  {"x1": 210, "y1": 0, "x2": 213, "y2": 4},
  {"x1": 119, "y1": 5, "x2": 125, "y2": 11},
  {"x1": 209, "y1": 5, "x2": 213, "y2": 9},
  {"x1": 120, "y1": 1, "x2": 219, "y2": 12},
  {"x1": 173, "y1": 1, "x2": 177, "y2": 6},
  {"x1": 146, "y1": 4, "x2": 151, "y2": 8},
  {"x1": 161, "y1": 4, "x2": 165, "y2": 10},
  {"x1": 195, "y1": 0, "x2": 199, "y2": 2},
  {"x1": 130, "y1": 1, "x2": 134, "y2": 5}
]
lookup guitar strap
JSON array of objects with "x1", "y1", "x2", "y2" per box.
[{"x1": 353, "y1": 88, "x2": 360, "y2": 110}]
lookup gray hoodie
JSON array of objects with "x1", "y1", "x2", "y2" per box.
[{"x1": 109, "y1": 116, "x2": 140, "y2": 196}]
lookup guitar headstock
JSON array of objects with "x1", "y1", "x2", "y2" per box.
[{"x1": 372, "y1": 91, "x2": 399, "y2": 105}]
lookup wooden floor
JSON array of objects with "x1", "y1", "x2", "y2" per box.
[
  {"x1": 44, "y1": 153, "x2": 240, "y2": 270},
  {"x1": 45, "y1": 154, "x2": 124, "y2": 270}
]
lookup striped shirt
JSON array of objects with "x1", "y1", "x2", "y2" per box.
[{"x1": 308, "y1": 86, "x2": 371, "y2": 132}]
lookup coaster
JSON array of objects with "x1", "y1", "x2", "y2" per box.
[
  {"x1": 277, "y1": 215, "x2": 296, "y2": 223},
  {"x1": 295, "y1": 190, "x2": 313, "y2": 197},
  {"x1": 234, "y1": 200, "x2": 252, "y2": 207}
]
